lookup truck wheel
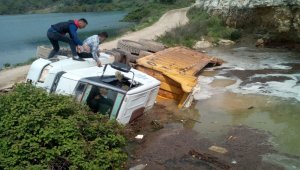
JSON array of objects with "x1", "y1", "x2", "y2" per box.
[
  {"x1": 139, "y1": 50, "x2": 153, "y2": 58},
  {"x1": 105, "y1": 48, "x2": 138, "y2": 64},
  {"x1": 127, "y1": 54, "x2": 140, "y2": 63},
  {"x1": 117, "y1": 40, "x2": 147, "y2": 55},
  {"x1": 138, "y1": 39, "x2": 166, "y2": 52}
]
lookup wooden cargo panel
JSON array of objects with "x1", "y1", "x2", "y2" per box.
[{"x1": 136, "y1": 47, "x2": 223, "y2": 108}]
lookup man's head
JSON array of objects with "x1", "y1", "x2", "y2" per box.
[
  {"x1": 98, "y1": 32, "x2": 108, "y2": 42},
  {"x1": 99, "y1": 87, "x2": 108, "y2": 97},
  {"x1": 78, "y1": 18, "x2": 88, "y2": 29}
]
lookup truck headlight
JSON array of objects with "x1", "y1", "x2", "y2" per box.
[{"x1": 38, "y1": 65, "x2": 52, "y2": 83}]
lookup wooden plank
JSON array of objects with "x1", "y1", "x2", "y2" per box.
[
  {"x1": 136, "y1": 47, "x2": 223, "y2": 108},
  {"x1": 159, "y1": 82, "x2": 183, "y2": 95},
  {"x1": 136, "y1": 66, "x2": 181, "y2": 87},
  {"x1": 178, "y1": 92, "x2": 190, "y2": 109},
  {"x1": 158, "y1": 89, "x2": 181, "y2": 101}
]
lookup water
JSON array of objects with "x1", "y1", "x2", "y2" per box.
[
  {"x1": 192, "y1": 46, "x2": 300, "y2": 169},
  {"x1": 0, "y1": 12, "x2": 132, "y2": 67}
]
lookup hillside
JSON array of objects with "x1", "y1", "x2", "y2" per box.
[{"x1": 0, "y1": 0, "x2": 193, "y2": 15}]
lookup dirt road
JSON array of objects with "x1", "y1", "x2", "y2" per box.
[
  {"x1": 0, "y1": 65, "x2": 31, "y2": 90},
  {"x1": 0, "y1": 7, "x2": 189, "y2": 90},
  {"x1": 101, "y1": 7, "x2": 189, "y2": 49}
]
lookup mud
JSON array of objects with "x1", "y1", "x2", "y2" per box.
[{"x1": 126, "y1": 104, "x2": 283, "y2": 170}]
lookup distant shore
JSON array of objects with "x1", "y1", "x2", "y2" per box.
[{"x1": 0, "y1": 7, "x2": 189, "y2": 90}]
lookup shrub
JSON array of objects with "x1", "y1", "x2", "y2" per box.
[
  {"x1": 231, "y1": 29, "x2": 242, "y2": 40},
  {"x1": 122, "y1": 6, "x2": 151, "y2": 23},
  {"x1": 0, "y1": 84, "x2": 127, "y2": 169},
  {"x1": 158, "y1": 7, "x2": 238, "y2": 47},
  {"x1": 3, "y1": 63, "x2": 11, "y2": 68}
]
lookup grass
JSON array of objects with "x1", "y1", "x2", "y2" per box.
[
  {"x1": 1, "y1": 57, "x2": 37, "y2": 70},
  {"x1": 13, "y1": 57, "x2": 37, "y2": 67},
  {"x1": 157, "y1": 7, "x2": 239, "y2": 48}
]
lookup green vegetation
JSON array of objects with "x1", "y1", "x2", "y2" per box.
[
  {"x1": 14, "y1": 57, "x2": 37, "y2": 67},
  {"x1": 1, "y1": 58, "x2": 37, "y2": 70},
  {"x1": 3, "y1": 63, "x2": 11, "y2": 68},
  {"x1": 0, "y1": 0, "x2": 193, "y2": 15},
  {"x1": 0, "y1": 0, "x2": 56, "y2": 14},
  {"x1": 122, "y1": 0, "x2": 194, "y2": 30},
  {"x1": 0, "y1": 84, "x2": 127, "y2": 169},
  {"x1": 158, "y1": 7, "x2": 239, "y2": 47}
]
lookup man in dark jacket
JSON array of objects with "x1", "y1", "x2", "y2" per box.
[{"x1": 47, "y1": 18, "x2": 89, "y2": 60}]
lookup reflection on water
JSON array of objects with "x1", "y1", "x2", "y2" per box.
[
  {"x1": 194, "y1": 92, "x2": 300, "y2": 156},
  {"x1": 189, "y1": 47, "x2": 300, "y2": 168}
]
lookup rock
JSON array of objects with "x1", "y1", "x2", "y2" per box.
[
  {"x1": 255, "y1": 39, "x2": 264, "y2": 47},
  {"x1": 218, "y1": 39, "x2": 235, "y2": 46},
  {"x1": 129, "y1": 164, "x2": 147, "y2": 170},
  {"x1": 231, "y1": 160, "x2": 237, "y2": 164},
  {"x1": 193, "y1": 40, "x2": 213, "y2": 49},
  {"x1": 195, "y1": 0, "x2": 300, "y2": 43},
  {"x1": 135, "y1": 134, "x2": 144, "y2": 140},
  {"x1": 248, "y1": 106, "x2": 255, "y2": 109},
  {"x1": 208, "y1": 145, "x2": 228, "y2": 154},
  {"x1": 151, "y1": 120, "x2": 164, "y2": 130}
]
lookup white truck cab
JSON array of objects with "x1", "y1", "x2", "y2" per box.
[
  {"x1": 26, "y1": 53, "x2": 114, "y2": 92},
  {"x1": 27, "y1": 60, "x2": 160, "y2": 124}
]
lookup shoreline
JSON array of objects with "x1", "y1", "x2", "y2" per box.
[{"x1": 0, "y1": 7, "x2": 189, "y2": 90}]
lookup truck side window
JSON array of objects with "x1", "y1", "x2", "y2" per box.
[
  {"x1": 74, "y1": 83, "x2": 86, "y2": 102},
  {"x1": 110, "y1": 93, "x2": 124, "y2": 120},
  {"x1": 85, "y1": 86, "x2": 119, "y2": 115}
]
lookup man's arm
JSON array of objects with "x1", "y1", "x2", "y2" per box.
[
  {"x1": 69, "y1": 24, "x2": 83, "y2": 46},
  {"x1": 89, "y1": 36, "x2": 101, "y2": 65}
]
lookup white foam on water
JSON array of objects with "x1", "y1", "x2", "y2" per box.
[
  {"x1": 214, "y1": 75, "x2": 231, "y2": 79},
  {"x1": 262, "y1": 153, "x2": 300, "y2": 170},
  {"x1": 193, "y1": 76, "x2": 215, "y2": 100},
  {"x1": 228, "y1": 75, "x2": 300, "y2": 101},
  {"x1": 194, "y1": 76, "x2": 235, "y2": 100},
  {"x1": 203, "y1": 47, "x2": 300, "y2": 101},
  {"x1": 208, "y1": 47, "x2": 299, "y2": 71},
  {"x1": 271, "y1": 64, "x2": 292, "y2": 70}
]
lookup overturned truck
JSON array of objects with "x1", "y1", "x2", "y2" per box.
[
  {"x1": 28, "y1": 40, "x2": 222, "y2": 123},
  {"x1": 26, "y1": 57, "x2": 160, "y2": 124}
]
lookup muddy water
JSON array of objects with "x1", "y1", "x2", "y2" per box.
[
  {"x1": 192, "y1": 46, "x2": 300, "y2": 169},
  {"x1": 127, "y1": 46, "x2": 300, "y2": 169}
]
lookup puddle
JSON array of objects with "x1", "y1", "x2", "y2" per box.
[
  {"x1": 194, "y1": 92, "x2": 300, "y2": 156},
  {"x1": 127, "y1": 104, "x2": 283, "y2": 170},
  {"x1": 127, "y1": 46, "x2": 300, "y2": 169},
  {"x1": 191, "y1": 46, "x2": 300, "y2": 168}
]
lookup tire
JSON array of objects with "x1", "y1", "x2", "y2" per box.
[
  {"x1": 127, "y1": 54, "x2": 140, "y2": 63},
  {"x1": 138, "y1": 39, "x2": 166, "y2": 52},
  {"x1": 139, "y1": 50, "x2": 153, "y2": 58},
  {"x1": 117, "y1": 39, "x2": 147, "y2": 55},
  {"x1": 104, "y1": 48, "x2": 140, "y2": 63}
]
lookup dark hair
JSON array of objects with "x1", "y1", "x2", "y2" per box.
[
  {"x1": 98, "y1": 32, "x2": 108, "y2": 38},
  {"x1": 79, "y1": 18, "x2": 88, "y2": 25}
]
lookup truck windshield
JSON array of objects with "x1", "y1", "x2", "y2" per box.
[{"x1": 75, "y1": 83, "x2": 124, "y2": 119}]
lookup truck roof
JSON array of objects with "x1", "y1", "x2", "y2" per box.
[
  {"x1": 47, "y1": 53, "x2": 114, "y2": 73},
  {"x1": 61, "y1": 65, "x2": 161, "y2": 95}
]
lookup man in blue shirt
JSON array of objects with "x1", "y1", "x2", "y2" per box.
[
  {"x1": 47, "y1": 18, "x2": 89, "y2": 60},
  {"x1": 78, "y1": 32, "x2": 108, "y2": 66}
]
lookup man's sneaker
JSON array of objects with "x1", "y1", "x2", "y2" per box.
[{"x1": 73, "y1": 56, "x2": 84, "y2": 61}]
